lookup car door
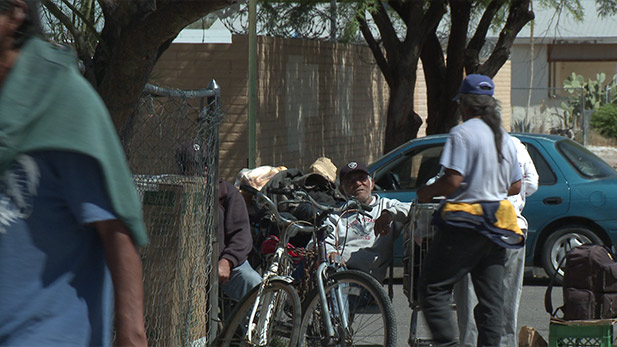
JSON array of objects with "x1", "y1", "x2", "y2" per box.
[
  {"x1": 373, "y1": 144, "x2": 444, "y2": 203},
  {"x1": 518, "y1": 138, "x2": 570, "y2": 262},
  {"x1": 372, "y1": 143, "x2": 445, "y2": 264}
]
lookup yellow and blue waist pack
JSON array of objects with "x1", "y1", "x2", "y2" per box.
[{"x1": 432, "y1": 200, "x2": 524, "y2": 249}]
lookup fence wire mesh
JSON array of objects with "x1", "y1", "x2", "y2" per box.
[{"x1": 122, "y1": 81, "x2": 223, "y2": 346}]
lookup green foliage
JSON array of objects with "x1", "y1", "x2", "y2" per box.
[
  {"x1": 537, "y1": 1, "x2": 617, "y2": 21},
  {"x1": 538, "y1": 0, "x2": 584, "y2": 20},
  {"x1": 561, "y1": 72, "x2": 617, "y2": 127},
  {"x1": 595, "y1": 0, "x2": 617, "y2": 17},
  {"x1": 564, "y1": 68, "x2": 617, "y2": 139},
  {"x1": 513, "y1": 118, "x2": 532, "y2": 132},
  {"x1": 591, "y1": 103, "x2": 617, "y2": 139}
]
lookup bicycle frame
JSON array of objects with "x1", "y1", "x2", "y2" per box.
[
  {"x1": 245, "y1": 225, "x2": 307, "y2": 344},
  {"x1": 240, "y1": 186, "x2": 310, "y2": 345},
  {"x1": 311, "y1": 218, "x2": 354, "y2": 341},
  {"x1": 239, "y1": 184, "x2": 372, "y2": 345}
]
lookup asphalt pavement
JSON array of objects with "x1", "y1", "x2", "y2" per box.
[{"x1": 389, "y1": 268, "x2": 557, "y2": 347}]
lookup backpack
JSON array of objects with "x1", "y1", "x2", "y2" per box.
[{"x1": 545, "y1": 244, "x2": 617, "y2": 320}]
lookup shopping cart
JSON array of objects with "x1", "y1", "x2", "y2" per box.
[{"x1": 402, "y1": 201, "x2": 440, "y2": 347}]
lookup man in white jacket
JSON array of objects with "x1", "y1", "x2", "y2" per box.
[
  {"x1": 323, "y1": 161, "x2": 411, "y2": 282},
  {"x1": 455, "y1": 135, "x2": 539, "y2": 347}
]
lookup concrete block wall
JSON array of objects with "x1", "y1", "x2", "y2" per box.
[
  {"x1": 152, "y1": 35, "x2": 389, "y2": 180},
  {"x1": 255, "y1": 36, "x2": 389, "y2": 177},
  {"x1": 151, "y1": 35, "x2": 511, "y2": 180}
]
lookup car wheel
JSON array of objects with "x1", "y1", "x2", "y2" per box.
[{"x1": 541, "y1": 224, "x2": 603, "y2": 283}]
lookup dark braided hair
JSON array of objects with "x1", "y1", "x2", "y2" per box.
[{"x1": 459, "y1": 94, "x2": 505, "y2": 162}]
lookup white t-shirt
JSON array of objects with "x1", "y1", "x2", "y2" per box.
[
  {"x1": 323, "y1": 195, "x2": 410, "y2": 282},
  {"x1": 507, "y1": 136, "x2": 539, "y2": 230},
  {"x1": 440, "y1": 118, "x2": 522, "y2": 202}
]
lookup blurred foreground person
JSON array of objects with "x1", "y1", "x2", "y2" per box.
[
  {"x1": 0, "y1": 1, "x2": 148, "y2": 346},
  {"x1": 417, "y1": 74, "x2": 522, "y2": 347}
]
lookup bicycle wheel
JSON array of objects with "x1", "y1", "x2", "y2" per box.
[
  {"x1": 220, "y1": 279, "x2": 301, "y2": 347},
  {"x1": 298, "y1": 269, "x2": 397, "y2": 347}
]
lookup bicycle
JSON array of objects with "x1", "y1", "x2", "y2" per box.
[
  {"x1": 218, "y1": 184, "x2": 315, "y2": 347},
  {"x1": 280, "y1": 189, "x2": 397, "y2": 347},
  {"x1": 222, "y1": 184, "x2": 397, "y2": 346}
]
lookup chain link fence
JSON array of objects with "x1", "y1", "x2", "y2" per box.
[{"x1": 121, "y1": 81, "x2": 223, "y2": 346}]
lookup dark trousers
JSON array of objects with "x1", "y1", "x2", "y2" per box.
[{"x1": 418, "y1": 227, "x2": 506, "y2": 347}]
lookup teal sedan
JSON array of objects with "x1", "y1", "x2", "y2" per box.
[{"x1": 369, "y1": 133, "x2": 617, "y2": 282}]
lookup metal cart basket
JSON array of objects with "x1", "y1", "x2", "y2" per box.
[{"x1": 403, "y1": 202, "x2": 440, "y2": 347}]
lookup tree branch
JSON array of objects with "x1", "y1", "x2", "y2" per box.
[
  {"x1": 370, "y1": 0, "x2": 401, "y2": 61},
  {"x1": 420, "y1": 0, "x2": 447, "y2": 39},
  {"x1": 57, "y1": 0, "x2": 101, "y2": 43},
  {"x1": 42, "y1": 0, "x2": 79, "y2": 40},
  {"x1": 95, "y1": 0, "x2": 234, "y2": 132},
  {"x1": 446, "y1": 0, "x2": 470, "y2": 90},
  {"x1": 421, "y1": 31, "x2": 447, "y2": 134},
  {"x1": 357, "y1": 13, "x2": 393, "y2": 87},
  {"x1": 464, "y1": 0, "x2": 505, "y2": 73},
  {"x1": 479, "y1": 0, "x2": 533, "y2": 77},
  {"x1": 389, "y1": 0, "x2": 411, "y2": 24},
  {"x1": 41, "y1": 0, "x2": 92, "y2": 60},
  {"x1": 397, "y1": 0, "x2": 444, "y2": 66},
  {"x1": 467, "y1": 0, "x2": 505, "y2": 53}
]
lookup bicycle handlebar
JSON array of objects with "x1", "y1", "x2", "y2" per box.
[
  {"x1": 239, "y1": 184, "x2": 305, "y2": 229},
  {"x1": 239, "y1": 184, "x2": 373, "y2": 234},
  {"x1": 283, "y1": 188, "x2": 372, "y2": 216}
]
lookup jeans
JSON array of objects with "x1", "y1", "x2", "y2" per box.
[
  {"x1": 454, "y1": 235, "x2": 526, "y2": 347},
  {"x1": 221, "y1": 260, "x2": 262, "y2": 301},
  {"x1": 418, "y1": 227, "x2": 506, "y2": 347}
]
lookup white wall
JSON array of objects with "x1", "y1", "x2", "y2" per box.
[{"x1": 510, "y1": 44, "x2": 568, "y2": 132}]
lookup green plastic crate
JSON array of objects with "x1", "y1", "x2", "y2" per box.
[{"x1": 549, "y1": 319, "x2": 615, "y2": 347}]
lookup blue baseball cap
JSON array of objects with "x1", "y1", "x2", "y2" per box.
[{"x1": 454, "y1": 74, "x2": 495, "y2": 101}]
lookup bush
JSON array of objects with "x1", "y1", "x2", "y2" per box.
[{"x1": 590, "y1": 104, "x2": 617, "y2": 140}]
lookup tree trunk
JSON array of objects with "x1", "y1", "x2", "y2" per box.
[
  {"x1": 422, "y1": 33, "x2": 448, "y2": 135},
  {"x1": 83, "y1": 0, "x2": 232, "y2": 138},
  {"x1": 358, "y1": 1, "x2": 445, "y2": 154},
  {"x1": 384, "y1": 78, "x2": 423, "y2": 154},
  {"x1": 422, "y1": 0, "x2": 533, "y2": 135}
]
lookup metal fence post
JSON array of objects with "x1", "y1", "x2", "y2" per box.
[
  {"x1": 206, "y1": 79, "x2": 221, "y2": 344},
  {"x1": 581, "y1": 87, "x2": 587, "y2": 146},
  {"x1": 133, "y1": 82, "x2": 224, "y2": 346}
]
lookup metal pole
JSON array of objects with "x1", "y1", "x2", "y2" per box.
[
  {"x1": 206, "y1": 79, "x2": 221, "y2": 344},
  {"x1": 581, "y1": 87, "x2": 586, "y2": 146},
  {"x1": 330, "y1": 0, "x2": 337, "y2": 42},
  {"x1": 248, "y1": 0, "x2": 257, "y2": 169}
]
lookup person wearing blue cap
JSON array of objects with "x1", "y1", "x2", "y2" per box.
[
  {"x1": 416, "y1": 74, "x2": 523, "y2": 347},
  {"x1": 454, "y1": 135, "x2": 538, "y2": 347}
]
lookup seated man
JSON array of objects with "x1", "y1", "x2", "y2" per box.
[
  {"x1": 217, "y1": 179, "x2": 262, "y2": 300},
  {"x1": 324, "y1": 161, "x2": 411, "y2": 282},
  {"x1": 176, "y1": 142, "x2": 261, "y2": 301}
]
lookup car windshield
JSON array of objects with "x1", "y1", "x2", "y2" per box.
[{"x1": 556, "y1": 140, "x2": 617, "y2": 179}]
